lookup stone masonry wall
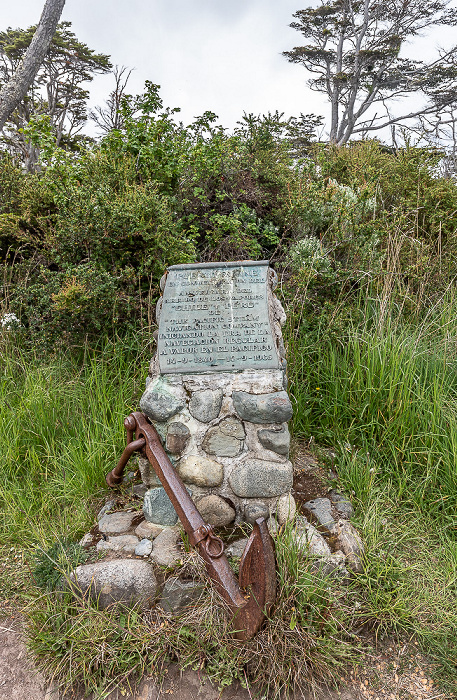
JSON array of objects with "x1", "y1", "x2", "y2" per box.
[{"x1": 137, "y1": 266, "x2": 297, "y2": 529}]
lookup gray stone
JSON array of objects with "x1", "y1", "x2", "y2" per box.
[
  {"x1": 97, "y1": 500, "x2": 117, "y2": 521},
  {"x1": 98, "y1": 511, "x2": 139, "y2": 535},
  {"x1": 135, "y1": 520, "x2": 166, "y2": 540},
  {"x1": 79, "y1": 533, "x2": 96, "y2": 548},
  {"x1": 303, "y1": 498, "x2": 336, "y2": 532},
  {"x1": 329, "y1": 490, "x2": 354, "y2": 519},
  {"x1": 334, "y1": 521, "x2": 364, "y2": 558},
  {"x1": 218, "y1": 417, "x2": 245, "y2": 439},
  {"x1": 158, "y1": 577, "x2": 203, "y2": 612},
  {"x1": 229, "y1": 459, "x2": 293, "y2": 498},
  {"x1": 267, "y1": 517, "x2": 279, "y2": 536},
  {"x1": 131, "y1": 484, "x2": 148, "y2": 499},
  {"x1": 166, "y1": 422, "x2": 191, "y2": 455},
  {"x1": 96, "y1": 534, "x2": 139, "y2": 554},
  {"x1": 176, "y1": 455, "x2": 223, "y2": 487},
  {"x1": 345, "y1": 553, "x2": 364, "y2": 574},
  {"x1": 276, "y1": 493, "x2": 296, "y2": 524},
  {"x1": 140, "y1": 378, "x2": 185, "y2": 422},
  {"x1": 257, "y1": 424, "x2": 290, "y2": 456},
  {"x1": 143, "y1": 487, "x2": 180, "y2": 526},
  {"x1": 269, "y1": 267, "x2": 278, "y2": 291},
  {"x1": 135, "y1": 538, "x2": 153, "y2": 557},
  {"x1": 69, "y1": 559, "x2": 157, "y2": 610},
  {"x1": 195, "y1": 495, "x2": 235, "y2": 527},
  {"x1": 226, "y1": 538, "x2": 249, "y2": 558},
  {"x1": 244, "y1": 501, "x2": 270, "y2": 524},
  {"x1": 150, "y1": 528, "x2": 181, "y2": 567},
  {"x1": 293, "y1": 516, "x2": 331, "y2": 557},
  {"x1": 189, "y1": 389, "x2": 223, "y2": 423},
  {"x1": 232, "y1": 391, "x2": 293, "y2": 424},
  {"x1": 202, "y1": 418, "x2": 244, "y2": 457},
  {"x1": 138, "y1": 456, "x2": 162, "y2": 489},
  {"x1": 311, "y1": 551, "x2": 349, "y2": 579}
]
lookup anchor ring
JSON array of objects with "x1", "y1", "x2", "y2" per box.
[{"x1": 204, "y1": 534, "x2": 225, "y2": 559}]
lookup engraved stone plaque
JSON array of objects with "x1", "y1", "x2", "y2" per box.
[{"x1": 158, "y1": 261, "x2": 280, "y2": 374}]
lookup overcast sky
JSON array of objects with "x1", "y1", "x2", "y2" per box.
[{"x1": 2, "y1": 0, "x2": 456, "y2": 136}]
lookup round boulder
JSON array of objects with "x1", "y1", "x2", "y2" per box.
[
  {"x1": 195, "y1": 495, "x2": 235, "y2": 527},
  {"x1": 176, "y1": 455, "x2": 224, "y2": 487},
  {"x1": 69, "y1": 559, "x2": 157, "y2": 610}
]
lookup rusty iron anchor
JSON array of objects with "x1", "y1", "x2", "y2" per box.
[{"x1": 105, "y1": 411, "x2": 276, "y2": 640}]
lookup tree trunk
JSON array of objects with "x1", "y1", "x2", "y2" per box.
[{"x1": 0, "y1": 0, "x2": 66, "y2": 131}]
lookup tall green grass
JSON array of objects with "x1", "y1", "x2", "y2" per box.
[
  {"x1": 288, "y1": 293, "x2": 457, "y2": 522},
  {"x1": 0, "y1": 336, "x2": 148, "y2": 548}
]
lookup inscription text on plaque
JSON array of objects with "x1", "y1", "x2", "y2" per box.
[{"x1": 158, "y1": 261, "x2": 280, "y2": 374}]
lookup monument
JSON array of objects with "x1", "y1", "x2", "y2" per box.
[{"x1": 138, "y1": 260, "x2": 296, "y2": 528}]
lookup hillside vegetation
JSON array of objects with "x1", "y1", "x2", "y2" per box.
[{"x1": 1, "y1": 88, "x2": 457, "y2": 697}]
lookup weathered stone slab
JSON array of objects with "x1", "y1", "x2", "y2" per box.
[
  {"x1": 232, "y1": 391, "x2": 293, "y2": 424},
  {"x1": 158, "y1": 262, "x2": 280, "y2": 374},
  {"x1": 96, "y1": 534, "x2": 140, "y2": 554},
  {"x1": 135, "y1": 520, "x2": 166, "y2": 540},
  {"x1": 229, "y1": 459, "x2": 293, "y2": 497},
  {"x1": 303, "y1": 498, "x2": 336, "y2": 532},
  {"x1": 293, "y1": 516, "x2": 331, "y2": 557},
  {"x1": 98, "y1": 511, "x2": 139, "y2": 535},
  {"x1": 150, "y1": 528, "x2": 181, "y2": 567}
]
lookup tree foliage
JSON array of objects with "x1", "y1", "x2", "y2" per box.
[
  {"x1": 284, "y1": 0, "x2": 457, "y2": 144},
  {"x1": 0, "y1": 21, "x2": 111, "y2": 170}
]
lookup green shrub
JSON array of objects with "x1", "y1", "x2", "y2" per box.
[{"x1": 32, "y1": 539, "x2": 88, "y2": 591}]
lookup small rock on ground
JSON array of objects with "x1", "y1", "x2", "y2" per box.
[
  {"x1": 96, "y1": 534, "x2": 139, "y2": 554},
  {"x1": 97, "y1": 500, "x2": 117, "y2": 521},
  {"x1": 135, "y1": 538, "x2": 153, "y2": 557},
  {"x1": 98, "y1": 511, "x2": 139, "y2": 535},
  {"x1": 293, "y1": 516, "x2": 331, "y2": 557},
  {"x1": 225, "y1": 538, "x2": 249, "y2": 558},
  {"x1": 158, "y1": 577, "x2": 203, "y2": 612},
  {"x1": 135, "y1": 520, "x2": 166, "y2": 540},
  {"x1": 303, "y1": 498, "x2": 336, "y2": 532},
  {"x1": 150, "y1": 528, "x2": 181, "y2": 567}
]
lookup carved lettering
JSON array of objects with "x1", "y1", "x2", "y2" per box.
[{"x1": 158, "y1": 262, "x2": 279, "y2": 374}]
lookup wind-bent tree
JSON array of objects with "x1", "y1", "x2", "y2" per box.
[
  {"x1": 0, "y1": 22, "x2": 111, "y2": 169},
  {"x1": 0, "y1": 0, "x2": 65, "y2": 131},
  {"x1": 283, "y1": 0, "x2": 457, "y2": 144}
]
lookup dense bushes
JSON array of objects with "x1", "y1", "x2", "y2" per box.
[{"x1": 1, "y1": 84, "x2": 457, "y2": 345}]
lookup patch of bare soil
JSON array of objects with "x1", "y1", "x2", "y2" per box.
[
  {"x1": 0, "y1": 616, "x2": 49, "y2": 700},
  {"x1": 3, "y1": 617, "x2": 447, "y2": 700},
  {"x1": 292, "y1": 442, "x2": 331, "y2": 511}
]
